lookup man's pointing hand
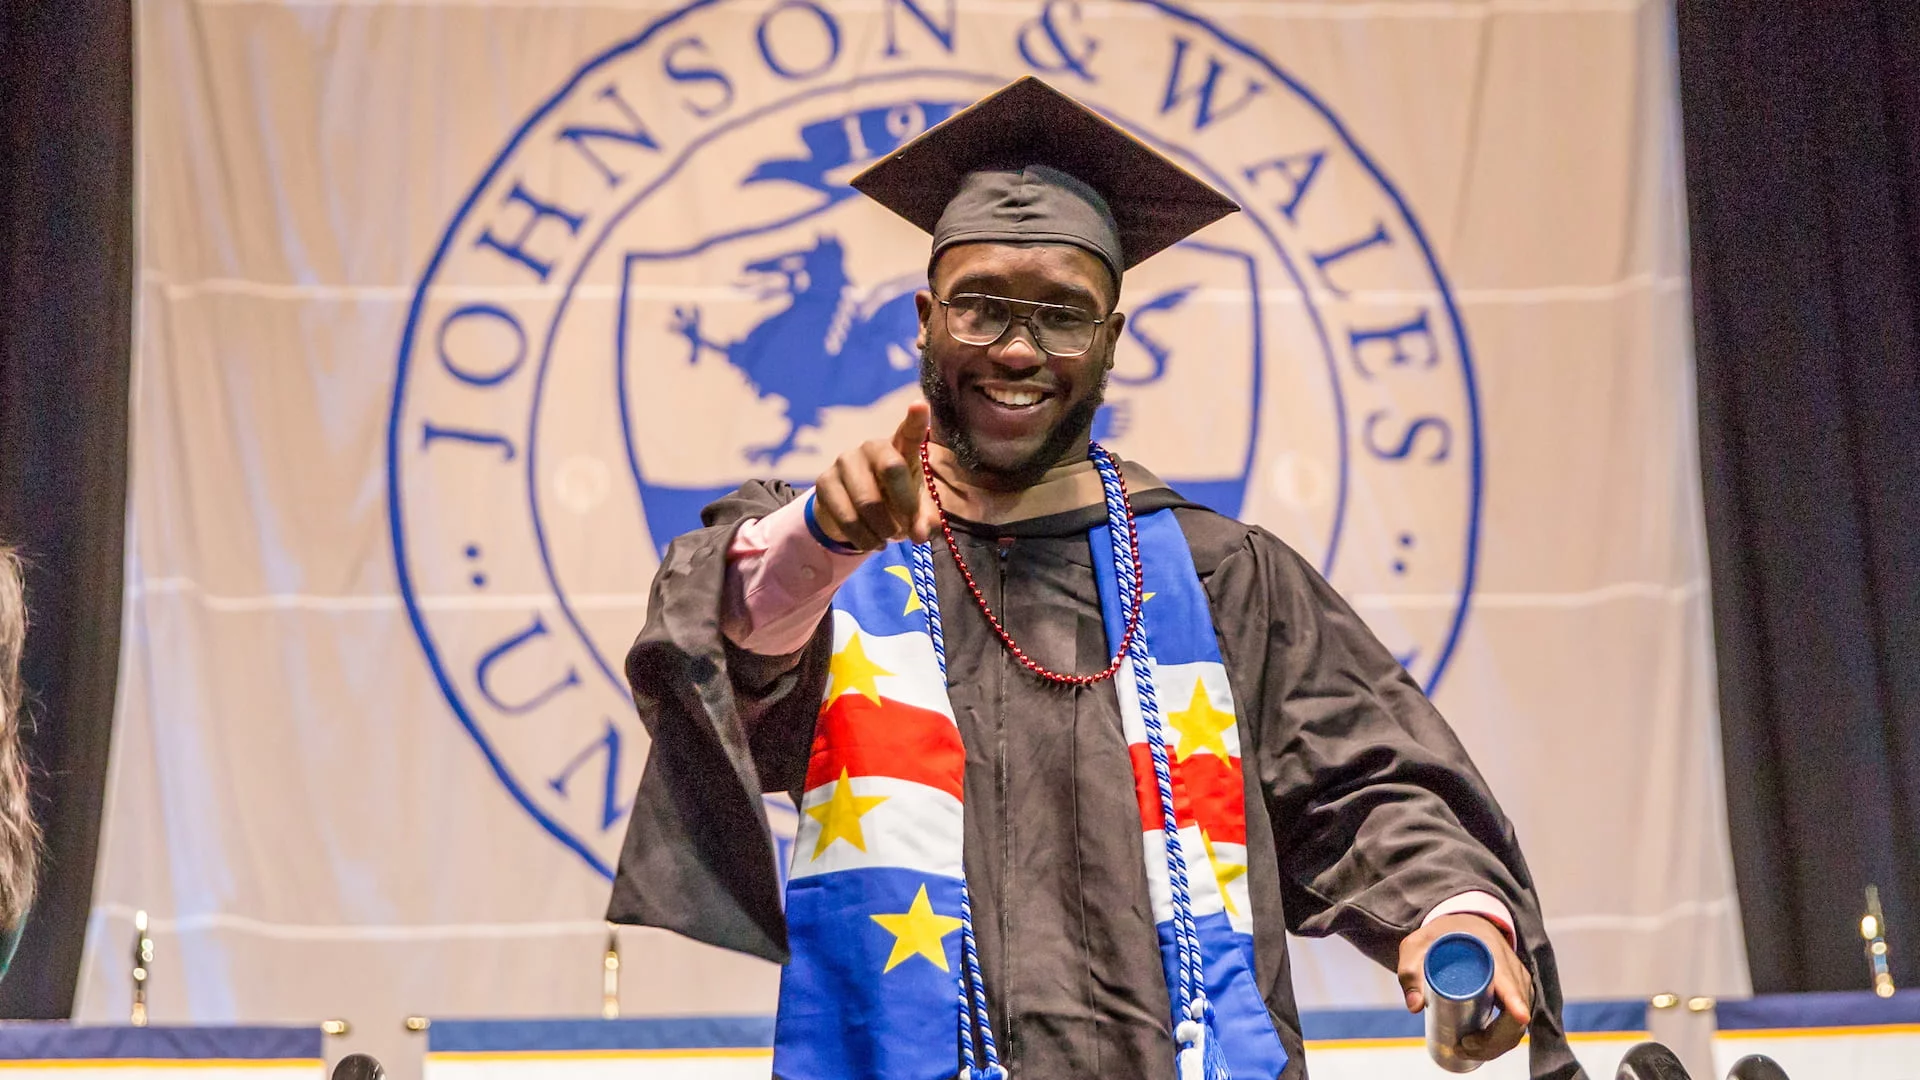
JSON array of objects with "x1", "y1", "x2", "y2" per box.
[{"x1": 813, "y1": 402, "x2": 940, "y2": 552}]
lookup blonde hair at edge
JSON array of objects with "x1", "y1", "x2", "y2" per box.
[{"x1": 0, "y1": 547, "x2": 39, "y2": 928}]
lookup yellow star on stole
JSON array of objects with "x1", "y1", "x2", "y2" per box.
[
  {"x1": 1202, "y1": 830, "x2": 1248, "y2": 916},
  {"x1": 805, "y1": 768, "x2": 889, "y2": 859},
  {"x1": 870, "y1": 885, "x2": 963, "y2": 973},
  {"x1": 826, "y1": 632, "x2": 893, "y2": 704},
  {"x1": 883, "y1": 564, "x2": 924, "y2": 614},
  {"x1": 1168, "y1": 679, "x2": 1234, "y2": 762}
]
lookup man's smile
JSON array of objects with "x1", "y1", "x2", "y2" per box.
[
  {"x1": 963, "y1": 379, "x2": 1064, "y2": 439},
  {"x1": 976, "y1": 383, "x2": 1052, "y2": 409}
]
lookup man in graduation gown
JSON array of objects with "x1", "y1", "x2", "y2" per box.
[{"x1": 608, "y1": 77, "x2": 1583, "y2": 1080}]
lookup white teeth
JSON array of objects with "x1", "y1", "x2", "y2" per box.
[{"x1": 983, "y1": 387, "x2": 1044, "y2": 407}]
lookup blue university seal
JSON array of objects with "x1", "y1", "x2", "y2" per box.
[{"x1": 389, "y1": 0, "x2": 1483, "y2": 877}]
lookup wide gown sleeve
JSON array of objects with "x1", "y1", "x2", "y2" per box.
[
  {"x1": 604, "y1": 481, "x2": 830, "y2": 963},
  {"x1": 1241, "y1": 529, "x2": 1583, "y2": 1080}
]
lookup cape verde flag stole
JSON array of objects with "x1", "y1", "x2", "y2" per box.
[
  {"x1": 774, "y1": 544, "x2": 964, "y2": 1080},
  {"x1": 1090, "y1": 509, "x2": 1287, "y2": 1079},
  {"x1": 772, "y1": 510, "x2": 1287, "y2": 1079}
]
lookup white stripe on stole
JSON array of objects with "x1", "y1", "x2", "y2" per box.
[
  {"x1": 789, "y1": 776, "x2": 965, "y2": 881},
  {"x1": 1115, "y1": 659, "x2": 1245, "y2": 761},
  {"x1": 1141, "y1": 826, "x2": 1228, "y2": 920},
  {"x1": 1138, "y1": 830, "x2": 1257, "y2": 937},
  {"x1": 823, "y1": 610, "x2": 957, "y2": 720}
]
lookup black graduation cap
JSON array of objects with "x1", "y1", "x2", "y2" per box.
[{"x1": 849, "y1": 76, "x2": 1239, "y2": 283}]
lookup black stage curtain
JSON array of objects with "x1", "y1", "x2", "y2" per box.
[
  {"x1": 1677, "y1": 2, "x2": 1920, "y2": 992},
  {"x1": 0, "y1": 0, "x2": 134, "y2": 1016}
]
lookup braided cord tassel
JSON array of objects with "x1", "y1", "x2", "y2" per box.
[
  {"x1": 1090, "y1": 446, "x2": 1229, "y2": 1080},
  {"x1": 909, "y1": 542, "x2": 1005, "y2": 1080},
  {"x1": 1090, "y1": 447, "x2": 1199, "y2": 995}
]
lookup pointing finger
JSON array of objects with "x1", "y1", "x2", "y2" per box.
[
  {"x1": 895, "y1": 402, "x2": 938, "y2": 543},
  {"x1": 893, "y1": 401, "x2": 931, "y2": 459}
]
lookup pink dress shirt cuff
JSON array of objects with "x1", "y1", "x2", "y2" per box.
[
  {"x1": 721, "y1": 492, "x2": 872, "y2": 655},
  {"x1": 1421, "y1": 890, "x2": 1517, "y2": 948}
]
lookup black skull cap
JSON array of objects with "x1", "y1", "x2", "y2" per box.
[{"x1": 848, "y1": 76, "x2": 1240, "y2": 283}]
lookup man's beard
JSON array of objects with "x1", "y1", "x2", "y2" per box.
[{"x1": 919, "y1": 346, "x2": 1108, "y2": 491}]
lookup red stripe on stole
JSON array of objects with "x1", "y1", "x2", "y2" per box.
[
  {"x1": 806, "y1": 692, "x2": 965, "y2": 800},
  {"x1": 1129, "y1": 746, "x2": 1247, "y2": 844}
]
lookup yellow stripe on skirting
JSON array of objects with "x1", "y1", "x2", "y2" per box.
[
  {"x1": 1303, "y1": 1032, "x2": 1645, "y2": 1052},
  {"x1": 426, "y1": 1049, "x2": 774, "y2": 1063},
  {"x1": 1716, "y1": 1023, "x2": 1920, "y2": 1040},
  {"x1": 0, "y1": 1061, "x2": 322, "y2": 1071},
  {"x1": 1302, "y1": 1037, "x2": 1427, "y2": 1051}
]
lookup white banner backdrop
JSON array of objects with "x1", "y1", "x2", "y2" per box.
[{"x1": 83, "y1": 0, "x2": 1747, "y2": 1073}]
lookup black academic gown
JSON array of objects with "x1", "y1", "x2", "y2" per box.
[{"x1": 608, "y1": 480, "x2": 1584, "y2": 1080}]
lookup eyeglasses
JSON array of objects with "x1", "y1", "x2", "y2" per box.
[{"x1": 935, "y1": 292, "x2": 1108, "y2": 358}]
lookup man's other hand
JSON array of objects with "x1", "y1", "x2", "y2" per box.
[
  {"x1": 814, "y1": 402, "x2": 940, "y2": 552},
  {"x1": 1396, "y1": 913, "x2": 1534, "y2": 1062}
]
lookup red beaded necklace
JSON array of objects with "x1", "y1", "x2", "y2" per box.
[{"x1": 918, "y1": 438, "x2": 1144, "y2": 686}]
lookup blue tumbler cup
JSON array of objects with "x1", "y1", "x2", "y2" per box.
[{"x1": 1424, "y1": 931, "x2": 1499, "y2": 1073}]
